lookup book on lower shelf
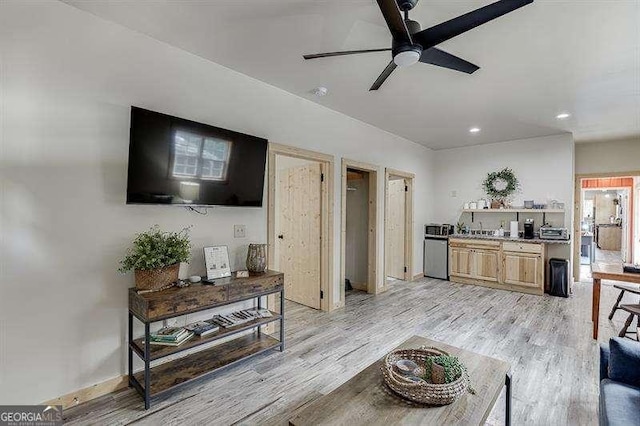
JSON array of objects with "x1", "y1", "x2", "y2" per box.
[
  {"x1": 150, "y1": 326, "x2": 188, "y2": 341},
  {"x1": 209, "y1": 308, "x2": 275, "y2": 328},
  {"x1": 149, "y1": 331, "x2": 194, "y2": 346},
  {"x1": 185, "y1": 321, "x2": 220, "y2": 337}
]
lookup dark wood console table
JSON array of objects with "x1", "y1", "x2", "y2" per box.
[{"x1": 128, "y1": 270, "x2": 284, "y2": 409}]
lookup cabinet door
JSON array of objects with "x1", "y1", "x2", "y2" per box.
[
  {"x1": 474, "y1": 250, "x2": 500, "y2": 282},
  {"x1": 449, "y1": 247, "x2": 474, "y2": 278},
  {"x1": 503, "y1": 253, "x2": 542, "y2": 288}
]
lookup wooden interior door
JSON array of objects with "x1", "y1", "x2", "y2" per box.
[
  {"x1": 385, "y1": 179, "x2": 406, "y2": 279},
  {"x1": 277, "y1": 162, "x2": 322, "y2": 309}
]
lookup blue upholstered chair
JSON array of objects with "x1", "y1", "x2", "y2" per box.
[{"x1": 599, "y1": 338, "x2": 640, "y2": 426}]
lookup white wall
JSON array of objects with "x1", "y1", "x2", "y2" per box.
[
  {"x1": 432, "y1": 134, "x2": 575, "y2": 229},
  {"x1": 635, "y1": 177, "x2": 640, "y2": 264},
  {"x1": 0, "y1": 1, "x2": 435, "y2": 404},
  {"x1": 345, "y1": 175, "x2": 369, "y2": 287},
  {"x1": 575, "y1": 138, "x2": 640, "y2": 175},
  {"x1": 432, "y1": 134, "x2": 575, "y2": 264}
]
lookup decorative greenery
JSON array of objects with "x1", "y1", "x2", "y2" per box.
[
  {"x1": 423, "y1": 355, "x2": 476, "y2": 394},
  {"x1": 118, "y1": 225, "x2": 192, "y2": 272},
  {"x1": 423, "y1": 355, "x2": 465, "y2": 384},
  {"x1": 482, "y1": 168, "x2": 519, "y2": 200},
  {"x1": 456, "y1": 222, "x2": 465, "y2": 234}
]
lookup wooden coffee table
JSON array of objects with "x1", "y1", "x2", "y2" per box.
[{"x1": 290, "y1": 336, "x2": 512, "y2": 426}]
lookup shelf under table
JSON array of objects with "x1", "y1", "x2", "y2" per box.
[
  {"x1": 131, "y1": 312, "x2": 281, "y2": 361},
  {"x1": 133, "y1": 333, "x2": 280, "y2": 397}
]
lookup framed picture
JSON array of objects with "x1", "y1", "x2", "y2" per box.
[{"x1": 203, "y1": 246, "x2": 231, "y2": 280}]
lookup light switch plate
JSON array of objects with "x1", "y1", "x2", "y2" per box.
[
  {"x1": 451, "y1": 190, "x2": 457, "y2": 198},
  {"x1": 234, "y1": 224, "x2": 246, "y2": 238}
]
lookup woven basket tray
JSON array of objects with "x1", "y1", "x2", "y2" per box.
[{"x1": 381, "y1": 346, "x2": 468, "y2": 405}]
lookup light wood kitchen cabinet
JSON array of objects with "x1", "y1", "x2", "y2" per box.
[
  {"x1": 502, "y1": 252, "x2": 543, "y2": 288},
  {"x1": 475, "y1": 250, "x2": 500, "y2": 282},
  {"x1": 449, "y1": 245, "x2": 500, "y2": 282},
  {"x1": 596, "y1": 225, "x2": 622, "y2": 251},
  {"x1": 449, "y1": 238, "x2": 545, "y2": 295},
  {"x1": 449, "y1": 247, "x2": 474, "y2": 278},
  {"x1": 449, "y1": 240, "x2": 501, "y2": 283}
]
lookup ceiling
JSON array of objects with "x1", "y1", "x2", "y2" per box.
[{"x1": 63, "y1": 0, "x2": 640, "y2": 150}]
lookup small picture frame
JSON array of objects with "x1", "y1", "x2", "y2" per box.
[{"x1": 203, "y1": 246, "x2": 231, "y2": 280}]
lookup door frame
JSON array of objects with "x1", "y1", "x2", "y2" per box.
[
  {"x1": 340, "y1": 159, "x2": 379, "y2": 305},
  {"x1": 384, "y1": 168, "x2": 414, "y2": 288},
  {"x1": 573, "y1": 170, "x2": 640, "y2": 281},
  {"x1": 267, "y1": 143, "x2": 335, "y2": 311}
]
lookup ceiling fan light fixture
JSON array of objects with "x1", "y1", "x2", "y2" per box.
[{"x1": 393, "y1": 49, "x2": 421, "y2": 67}]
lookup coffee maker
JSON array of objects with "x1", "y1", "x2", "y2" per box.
[{"x1": 524, "y1": 219, "x2": 535, "y2": 239}]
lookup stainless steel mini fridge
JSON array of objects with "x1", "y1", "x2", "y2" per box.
[{"x1": 424, "y1": 236, "x2": 449, "y2": 280}]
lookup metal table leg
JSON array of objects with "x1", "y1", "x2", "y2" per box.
[
  {"x1": 128, "y1": 312, "x2": 133, "y2": 387},
  {"x1": 144, "y1": 322, "x2": 151, "y2": 410},
  {"x1": 257, "y1": 296, "x2": 262, "y2": 336},
  {"x1": 280, "y1": 289, "x2": 285, "y2": 351},
  {"x1": 505, "y1": 372, "x2": 512, "y2": 426}
]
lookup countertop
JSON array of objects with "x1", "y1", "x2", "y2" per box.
[{"x1": 449, "y1": 234, "x2": 571, "y2": 245}]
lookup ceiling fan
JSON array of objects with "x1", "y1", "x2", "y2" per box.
[{"x1": 303, "y1": 0, "x2": 533, "y2": 90}]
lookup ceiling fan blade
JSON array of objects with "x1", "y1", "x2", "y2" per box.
[
  {"x1": 369, "y1": 60, "x2": 397, "y2": 91},
  {"x1": 376, "y1": 0, "x2": 413, "y2": 43},
  {"x1": 413, "y1": 0, "x2": 533, "y2": 50},
  {"x1": 303, "y1": 48, "x2": 391, "y2": 60},
  {"x1": 419, "y1": 47, "x2": 480, "y2": 74}
]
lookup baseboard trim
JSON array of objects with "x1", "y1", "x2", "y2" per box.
[
  {"x1": 43, "y1": 375, "x2": 127, "y2": 409},
  {"x1": 412, "y1": 273, "x2": 423, "y2": 281}
]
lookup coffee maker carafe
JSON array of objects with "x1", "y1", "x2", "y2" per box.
[{"x1": 524, "y1": 219, "x2": 535, "y2": 239}]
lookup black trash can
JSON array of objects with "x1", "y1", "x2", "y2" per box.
[{"x1": 549, "y1": 258, "x2": 569, "y2": 298}]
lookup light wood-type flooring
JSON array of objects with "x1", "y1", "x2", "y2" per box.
[{"x1": 64, "y1": 277, "x2": 639, "y2": 425}]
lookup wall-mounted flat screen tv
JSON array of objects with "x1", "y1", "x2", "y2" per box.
[{"x1": 126, "y1": 107, "x2": 268, "y2": 207}]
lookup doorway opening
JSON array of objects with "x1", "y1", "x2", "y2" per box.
[
  {"x1": 340, "y1": 159, "x2": 378, "y2": 306},
  {"x1": 267, "y1": 143, "x2": 334, "y2": 311},
  {"x1": 574, "y1": 174, "x2": 639, "y2": 282},
  {"x1": 384, "y1": 168, "x2": 414, "y2": 287}
]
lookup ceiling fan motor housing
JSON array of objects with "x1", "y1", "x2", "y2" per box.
[
  {"x1": 392, "y1": 43, "x2": 422, "y2": 67},
  {"x1": 396, "y1": 0, "x2": 419, "y2": 11},
  {"x1": 392, "y1": 19, "x2": 423, "y2": 67}
]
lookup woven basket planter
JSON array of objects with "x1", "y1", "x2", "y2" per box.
[
  {"x1": 134, "y1": 263, "x2": 180, "y2": 291},
  {"x1": 381, "y1": 347, "x2": 468, "y2": 405}
]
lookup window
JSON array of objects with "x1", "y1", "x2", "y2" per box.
[{"x1": 172, "y1": 130, "x2": 231, "y2": 181}]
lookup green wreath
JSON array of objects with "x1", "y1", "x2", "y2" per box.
[{"x1": 482, "y1": 168, "x2": 519, "y2": 200}]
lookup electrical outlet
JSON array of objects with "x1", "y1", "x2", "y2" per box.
[{"x1": 234, "y1": 224, "x2": 246, "y2": 238}]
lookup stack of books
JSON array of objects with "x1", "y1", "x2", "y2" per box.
[
  {"x1": 149, "y1": 327, "x2": 193, "y2": 347},
  {"x1": 209, "y1": 309, "x2": 274, "y2": 328},
  {"x1": 184, "y1": 321, "x2": 220, "y2": 338}
]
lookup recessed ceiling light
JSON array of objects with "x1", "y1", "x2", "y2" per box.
[
  {"x1": 469, "y1": 127, "x2": 481, "y2": 133},
  {"x1": 310, "y1": 86, "x2": 328, "y2": 97},
  {"x1": 556, "y1": 113, "x2": 571, "y2": 119}
]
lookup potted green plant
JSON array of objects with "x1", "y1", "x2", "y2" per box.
[
  {"x1": 423, "y1": 355, "x2": 468, "y2": 385},
  {"x1": 119, "y1": 225, "x2": 192, "y2": 290}
]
